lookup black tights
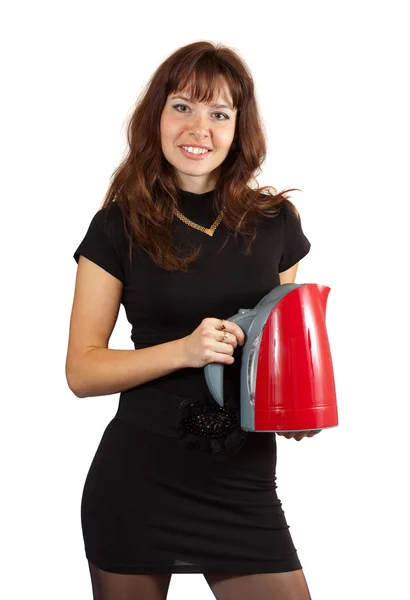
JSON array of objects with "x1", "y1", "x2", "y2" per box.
[
  {"x1": 88, "y1": 562, "x2": 172, "y2": 600},
  {"x1": 88, "y1": 561, "x2": 312, "y2": 599}
]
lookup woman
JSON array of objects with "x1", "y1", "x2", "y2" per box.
[{"x1": 67, "y1": 41, "x2": 316, "y2": 600}]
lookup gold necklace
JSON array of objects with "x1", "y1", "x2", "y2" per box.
[{"x1": 174, "y1": 207, "x2": 225, "y2": 237}]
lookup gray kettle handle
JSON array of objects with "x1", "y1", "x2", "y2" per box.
[{"x1": 204, "y1": 310, "x2": 257, "y2": 406}]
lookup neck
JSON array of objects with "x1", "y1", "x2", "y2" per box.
[{"x1": 175, "y1": 169, "x2": 220, "y2": 194}]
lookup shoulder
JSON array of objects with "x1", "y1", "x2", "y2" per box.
[
  {"x1": 95, "y1": 201, "x2": 126, "y2": 239},
  {"x1": 98, "y1": 200, "x2": 124, "y2": 222},
  {"x1": 281, "y1": 198, "x2": 300, "y2": 220},
  {"x1": 252, "y1": 189, "x2": 300, "y2": 221},
  {"x1": 253, "y1": 197, "x2": 300, "y2": 233}
]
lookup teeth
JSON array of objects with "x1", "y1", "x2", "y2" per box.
[{"x1": 181, "y1": 146, "x2": 209, "y2": 155}]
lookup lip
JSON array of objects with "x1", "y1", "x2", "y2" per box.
[
  {"x1": 179, "y1": 146, "x2": 212, "y2": 161},
  {"x1": 179, "y1": 144, "x2": 212, "y2": 150}
]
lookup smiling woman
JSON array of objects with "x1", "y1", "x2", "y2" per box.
[
  {"x1": 68, "y1": 40, "x2": 313, "y2": 600},
  {"x1": 160, "y1": 81, "x2": 237, "y2": 190},
  {"x1": 160, "y1": 84, "x2": 237, "y2": 186}
]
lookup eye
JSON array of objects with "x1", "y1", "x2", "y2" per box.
[
  {"x1": 173, "y1": 103, "x2": 189, "y2": 113},
  {"x1": 172, "y1": 104, "x2": 230, "y2": 120},
  {"x1": 214, "y1": 112, "x2": 230, "y2": 121}
]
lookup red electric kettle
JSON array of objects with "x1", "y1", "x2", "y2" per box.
[{"x1": 204, "y1": 283, "x2": 338, "y2": 433}]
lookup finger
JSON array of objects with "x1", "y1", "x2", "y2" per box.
[
  {"x1": 230, "y1": 327, "x2": 244, "y2": 346},
  {"x1": 214, "y1": 323, "x2": 237, "y2": 347},
  {"x1": 307, "y1": 430, "x2": 321, "y2": 437},
  {"x1": 216, "y1": 331, "x2": 237, "y2": 349},
  {"x1": 237, "y1": 329, "x2": 245, "y2": 345},
  {"x1": 217, "y1": 319, "x2": 245, "y2": 346}
]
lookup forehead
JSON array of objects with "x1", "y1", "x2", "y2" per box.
[{"x1": 169, "y1": 73, "x2": 236, "y2": 109}]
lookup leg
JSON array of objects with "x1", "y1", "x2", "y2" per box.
[
  {"x1": 87, "y1": 561, "x2": 173, "y2": 600},
  {"x1": 204, "y1": 569, "x2": 312, "y2": 600}
]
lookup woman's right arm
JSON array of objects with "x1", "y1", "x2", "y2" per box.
[{"x1": 65, "y1": 256, "x2": 189, "y2": 398}]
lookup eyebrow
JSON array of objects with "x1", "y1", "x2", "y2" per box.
[{"x1": 171, "y1": 95, "x2": 234, "y2": 111}]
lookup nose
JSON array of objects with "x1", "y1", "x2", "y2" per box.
[{"x1": 187, "y1": 112, "x2": 210, "y2": 139}]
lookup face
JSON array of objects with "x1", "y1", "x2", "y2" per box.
[{"x1": 160, "y1": 77, "x2": 237, "y2": 194}]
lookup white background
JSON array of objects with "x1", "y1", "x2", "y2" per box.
[{"x1": 2, "y1": 1, "x2": 409, "y2": 598}]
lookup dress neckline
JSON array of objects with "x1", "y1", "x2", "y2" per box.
[{"x1": 178, "y1": 188, "x2": 215, "y2": 201}]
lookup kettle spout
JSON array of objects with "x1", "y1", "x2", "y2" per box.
[{"x1": 317, "y1": 285, "x2": 331, "y2": 314}]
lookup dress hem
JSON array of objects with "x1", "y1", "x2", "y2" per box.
[{"x1": 86, "y1": 552, "x2": 302, "y2": 575}]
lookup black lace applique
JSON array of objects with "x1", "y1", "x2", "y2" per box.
[{"x1": 172, "y1": 390, "x2": 248, "y2": 457}]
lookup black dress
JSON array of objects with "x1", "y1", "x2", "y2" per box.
[{"x1": 73, "y1": 188, "x2": 311, "y2": 575}]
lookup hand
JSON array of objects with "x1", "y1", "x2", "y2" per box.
[
  {"x1": 276, "y1": 430, "x2": 322, "y2": 441},
  {"x1": 180, "y1": 317, "x2": 245, "y2": 369}
]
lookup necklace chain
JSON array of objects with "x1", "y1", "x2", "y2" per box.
[{"x1": 174, "y1": 208, "x2": 225, "y2": 237}]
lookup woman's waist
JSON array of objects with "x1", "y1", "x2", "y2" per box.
[
  {"x1": 116, "y1": 375, "x2": 238, "y2": 423},
  {"x1": 117, "y1": 383, "x2": 198, "y2": 422},
  {"x1": 115, "y1": 376, "x2": 246, "y2": 458}
]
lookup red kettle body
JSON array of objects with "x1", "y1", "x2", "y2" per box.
[{"x1": 204, "y1": 284, "x2": 338, "y2": 432}]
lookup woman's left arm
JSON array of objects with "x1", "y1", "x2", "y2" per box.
[{"x1": 278, "y1": 261, "x2": 300, "y2": 285}]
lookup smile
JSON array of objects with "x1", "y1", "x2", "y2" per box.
[{"x1": 179, "y1": 146, "x2": 211, "y2": 161}]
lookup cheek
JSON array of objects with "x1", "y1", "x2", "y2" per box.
[
  {"x1": 160, "y1": 111, "x2": 172, "y2": 134},
  {"x1": 217, "y1": 130, "x2": 235, "y2": 151},
  {"x1": 161, "y1": 117, "x2": 182, "y2": 143},
  {"x1": 218, "y1": 123, "x2": 235, "y2": 142}
]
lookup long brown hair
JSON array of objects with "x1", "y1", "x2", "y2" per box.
[{"x1": 101, "y1": 41, "x2": 300, "y2": 272}]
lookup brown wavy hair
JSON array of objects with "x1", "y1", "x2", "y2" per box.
[{"x1": 101, "y1": 41, "x2": 300, "y2": 272}]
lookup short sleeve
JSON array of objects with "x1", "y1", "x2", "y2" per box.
[
  {"x1": 278, "y1": 199, "x2": 311, "y2": 272},
  {"x1": 73, "y1": 203, "x2": 126, "y2": 283}
]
